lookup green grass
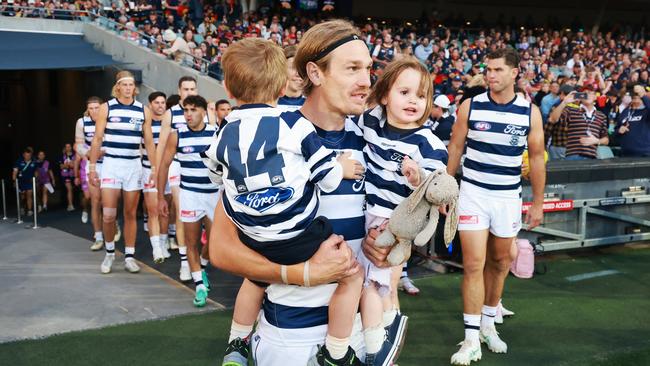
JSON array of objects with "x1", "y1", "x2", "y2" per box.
[{"x1": 2, "y1": 247, "x2": 650, "y2": 366}]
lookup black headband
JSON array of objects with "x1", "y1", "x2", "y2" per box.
[{"x1": 312, "y1": 34, "x2": 361, "y2": 62}]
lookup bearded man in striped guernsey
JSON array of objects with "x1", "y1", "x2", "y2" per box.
[{"x1": 447, "y1": 47, "x2": 546, "y2": 365}]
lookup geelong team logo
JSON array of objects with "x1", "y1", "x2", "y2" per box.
[
  {"x1": 474, "y1": 122, "x2": 491, "y2": 131},
  {"x1": 235, "y1": 187, "x2": 294, "y2": 213}
]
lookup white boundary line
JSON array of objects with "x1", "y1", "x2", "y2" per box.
[{"x1": 566, "y1": 270, "x2": 621, "y2": 282}]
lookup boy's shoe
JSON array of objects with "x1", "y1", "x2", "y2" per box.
[
  {"x1": 168, "y1": 237, "x2": 178, "y2": 250},
  {"x1": 160, "y1": 244, "x2": 171, "y2": 259},
  {"x1": 365, "y1": 338, "x2": 398, "y2": 366},
  {"x1": 179, "y1": 265, "x2": 191, "y2": 282},
  {"x1": 307, "y1": 345, "x2": 363, "y2": 366},
  {"x1": 100, "y1": 254, "x2": 115, "y2": 274},
  {"x1": 480, "y1": 325, "x2": 507, "y2": 353},
  {"x1": 385, "y1": 312, "x2": 408, "y2": 361},
  {"x1": 450, "y1": 339, "x2": 482, "y2": 365},
  {"x1": 152, "y1": 245, "x2": 165, "y2": 264},
  {"x1": 222, "y1": 337, "x2": 250, "y2": 366},
  {"x1": 124, "y1": 259, "x2": 141, "y2": 273},
  {"x1": 81, "y1": 211, "x2": 88, "y2": 223},
  {"x1": 202, "y1": 270, "x2": 211, "y2": 291},
  {"x1": 193, "y1": 287, "x2": 208, "y2": 307},
  {"x1": 114, "y1": 224, "x2": 122, "y2": 242}
]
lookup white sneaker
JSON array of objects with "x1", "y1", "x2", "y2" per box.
[
  {"x1": 398, "y1": 276, "x2": 420, "y2": 295},
  {"x1": 90, "y1": 239, "x2": 104, "y2": 251},
  {"x1": 67, "y1": 205, "x2": 75, "y2": 212},
  {"x1": 450, "y1": 339, "x2": 482, "y2": 365},
  {"x1": 100, "y1": 254, "x2": 115, "y2": 274},
  {"x1": 114, "y1": 224, "x2": 122, "y2": 242},
  {"x1": 160, "y1": 244, "x2": 171, "y2": 259},
  {"x1": 124, "y1": 258, "x2": 141, "y2": 273},
  {"x1": 81, "y1": 211, "x2": 89, "y2": 223},
  {"x1": 179, "y1": 265, "x2": 191, "y2": 281},
  {"x1": 480, "y1": 325, "x2": 508, "y2": 353},
  {"x1": 152, "y1": 245, "x2": 165, "y2": 264},
  {"x1": 168, "y1": 237, "x2": 178, "y2": 250},
  {"x1": 500, "y1": 303, "x2": 515, "y2": 317}
]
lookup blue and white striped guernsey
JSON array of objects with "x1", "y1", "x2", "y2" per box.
[
  {"x1": 170, "y1": 103, "x2": 210, "y2": 130},
  {"x1": 176, "y1": 124, "x2": 219, "y2": 193},
  {"x1": 141, "y1": 119, "x2": 161, "y2": 169},
  {"x1": 205, "y1": 104, "x2": 343, "y2": 243},
  {"x1": 277, "y1": 95, "x2": 306, "y2": 112},
  {"x1": 102, "y1": 98, "x2": 145, "y2": 160},
  {"x1": 462, "y1": 91, "x2": 531, "y2": 198},
  {"x1": 359, "y1": 105, "x2": 448, "y2": 219},
  {"x1": 262, "y1": 116, "x2": 366, "y2": 338},
  {"x1": 82, "y1": 116, "x2": 102, "y2": 164}
]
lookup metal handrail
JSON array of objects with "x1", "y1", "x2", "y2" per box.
[{"x1": 0, "y1": 6, "x2": 216, "y2": 78}]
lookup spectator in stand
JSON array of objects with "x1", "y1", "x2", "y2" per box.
[
  {"x1": 198, "y1": 15, "x2": 216, "y2": 36},
  {"x1": 429, "y1": 95, "x2": 455, "y2": 146},
  {"x1": 414, "y1": 37, "x2": 433, "y2": 64},
  {"x1": 36, "y1": 150, "x2": 55, "y2": 212},
  {"x1": 546, "y1": 84, "x2": 578, "y2": 160},
  {"x1": 371, "y1": 33, "x2": 396, "y2": 72},
  {"x1": 162, "y1": 28, "x2": 191, "y2": 65},
  {"x1": 540, "y1": 81, "x2": 560, "y2": 122},
  {"x1": 561, "y1": 86, "x2": 609, "y2": 160},
  {"x1": 60, "y1": 143, "x2": 76, "y2": 211},
  {"x1": 616, "y1": 85, "x2": 650, "y2": 157},
  {"x1": 578, "y1": 65, "x2": 606, "y2": 92}
]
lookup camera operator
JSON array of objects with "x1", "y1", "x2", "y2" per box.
[{"x1": 616, "y1": 85, "x2": 650, "y2": 157}]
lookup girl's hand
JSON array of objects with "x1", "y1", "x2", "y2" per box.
[{"x1": 401, "y1": 156, "x2": 421, "y2": 187}]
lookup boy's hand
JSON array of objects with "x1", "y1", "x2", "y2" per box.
[
  {"x1": 338, "y1": 152, "x2": 365, "y2": 180},
  {"x1": 401, "y1": 156, "x2": 421, "y2": 187}
]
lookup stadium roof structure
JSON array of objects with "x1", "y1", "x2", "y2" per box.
[{"x1": 0, "y1": 30, "x2": 118, "y2": 70}]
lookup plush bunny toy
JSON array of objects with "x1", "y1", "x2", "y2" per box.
[{"x1": 375, "y1": 169, "x2": 459, "y2": 266}]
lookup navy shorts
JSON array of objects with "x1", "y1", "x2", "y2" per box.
[{"x1": 239, "y1": 216, "x2": 333, "y2": 288}]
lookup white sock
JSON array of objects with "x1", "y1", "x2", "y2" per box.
[
  {"x1": 160, "y1": 234, "x2": 168, "y2": 247},
  {"x1": 229, "y1": 321, "x2": 253, "y2": 343},
  {"x1": 200, "y1": 256, "x2": 209, "y2": 269},
  {"x1": 95, "y1": 231, "x2": 103, "y2": 241},
  {"x1": 105, "y1": 241, "x2": 115, "y2": 255},
  {"x1": 191, "y1": 271, "x2": 203, "y2": 287},
  {"x1": 481, "y1": 305, "x2": 498, "y2": 329},
  {"x1": 149, "y1": 235, "x2": 160, "y2": 249},
  {"x1": 325, "y1": 334, "x2": 350, "y2": 360},
  {"x1": 124, "y1": 246, "x2": 135, "y2": 260},
  {"x1": 464, "y1": 313, "x2": 481, "y2": 342},
  {"x1": 179, "y1": 246, "x2": 188, "y2": 267},
  {"x1": 382, "y1": 308, "x2": 398, "y2": 328},
  {"x1": 364, "y1": 326, "x2": 384, "y2": 355}
]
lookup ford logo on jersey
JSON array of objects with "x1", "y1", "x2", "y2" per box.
[
  {"x1": 504, "y1": 124, "x2": 527, "y2": 136},
  {"x1": 474, "y1": 122, "x2": 491, "y2": 131},
  {"x1": 235, "y1": 187, "x2": 294, "y2": 213},
  {"x1": 182, "y1": 146, "x2": 195, "y2": 153}
]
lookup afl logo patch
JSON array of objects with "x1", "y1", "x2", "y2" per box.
[
  {"x1": 474, "y1": 122, "x2": 491, "y2": 131},
  {"x1": 182, "y1": 146, "x2": 195, "y2": 153},
  {"x1": 110, "y1": 117, "x2": 121, "y2": 122}
]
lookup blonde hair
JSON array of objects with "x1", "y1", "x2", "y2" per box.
[
  {"x1": 111, "y1": 70, "x2": 139, "y2": 98},
  {"x1": 294, "y1": 20, "x2": 360, "y2": 96},
  {"x1": 368, "y1": 58, "x2": 433, "y2": 126},
  {"x1": 467, "y1": 74, "x2": 487, "y2": 88},
  {"x1": 222, "y1": 38, "x2": 287, "y2": 103}
]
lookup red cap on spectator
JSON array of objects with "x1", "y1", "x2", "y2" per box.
[{"x1": 581, "y1": 85, "x2": 595, "y2": 92}]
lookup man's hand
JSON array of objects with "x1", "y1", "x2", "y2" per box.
[
  {"x1": 89, "y1": 171, "x2": 99, "y2": 187},
  {"x1": 525, "y1": 203, "x2": 543, "y2": 230},
  {"x1": 309, "y1": 234, "x2": 360, "y2": 286},
  {"x1": 619, "y1": 123, "x2": 630, "y2": 134},
  {"x1": 564, "y1": 91, "x2": 577, "y2": 105},
  {"x1": 338, "y1": 151, "x2": 365, "y2": 180},
  {"x1": 633, "y1": 84, "x2": 645, "y2": 97},
  {"x1": 363, "y1": 225, "x2": 393, "y2": 268},
  {"x1": 158, "y1": 197, "x2": 169, "y2": 218},
  {"x1": 580, "y1": 135, "x2": 600, "y2": 146},
  {"x1": 401, "y1": 156, "x2": 421, "y2": 187}
]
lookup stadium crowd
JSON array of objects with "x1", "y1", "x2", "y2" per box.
[{"x1": 3, "y1": 0, "x2": 650, "y2": 158}]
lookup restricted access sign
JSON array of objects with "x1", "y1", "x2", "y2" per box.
[{"x1": 522, "y1": 199, "x2": 574, "y2": 213}]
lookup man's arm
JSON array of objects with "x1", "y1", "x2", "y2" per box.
[
  {"x1": 157, "y1": 131, "x2": 176, "y2": 217},
  {"x1": 548, "y1": 92, "x2": 574, "y2": 124},
  {"x1": 210, "y1": 199, "x2": 359, "y2": 285},
  {"x1": 89, "y1": 103, "x2": 108, "y2": 186},
  {"x1": 74, "y1": 118, "x2": 86, "y2": 157},
  {"x1": 156, "y1": 109, "x2": 173, "y2": 170},
  {"x1": 142, "y1": 106, "x2": 157, "y2": 187},
  {"x1": 526, "y1": 105, "x2": 546, "y2": 230},
  {"x1": 446, "y1": 98, "x2": 470, "y2": 176}
]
